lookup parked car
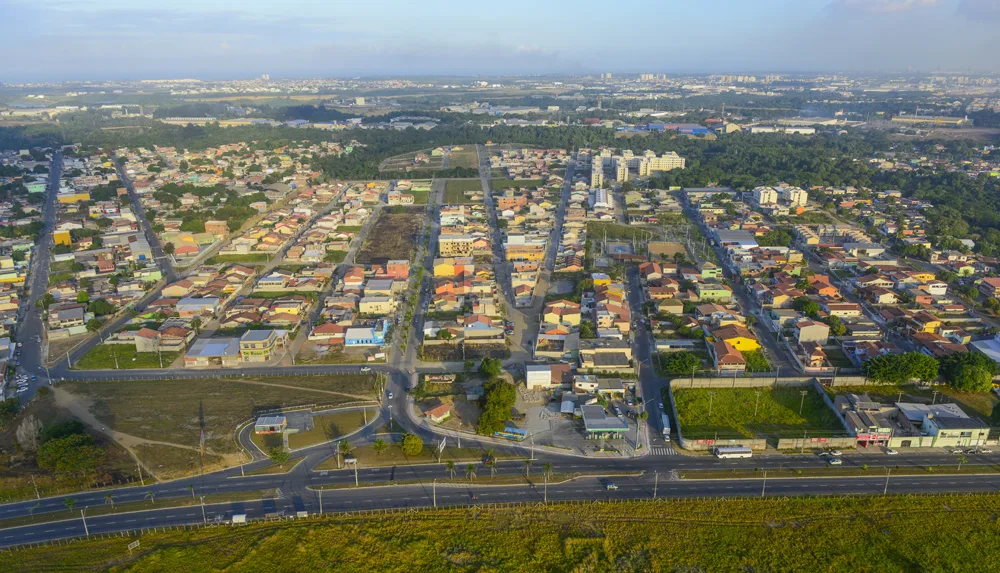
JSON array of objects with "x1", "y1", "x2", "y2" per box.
[{"x1": 885, "y1": 449, "x2": 899, "y2": 456}]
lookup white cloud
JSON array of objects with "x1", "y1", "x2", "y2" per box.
[{"x1": 840, "y1": 0, "x2": 940, "y2": 13}]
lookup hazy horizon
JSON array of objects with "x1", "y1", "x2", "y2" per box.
[{"x1": 3, "y1": 0, "x2": 999, "y2": 82}]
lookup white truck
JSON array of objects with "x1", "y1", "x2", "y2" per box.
[
  {"x1": 661, "y1": 413, "x2": 671, "y2": 441},
  {"x1": 231, "y1": 514, "x2": 247, "y2": 524}
]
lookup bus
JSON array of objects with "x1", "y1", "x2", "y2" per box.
[
  {"x1": 494, "y1": 426, "x2": 528, "y2": 442},
  {"x1": 712, "y1": 446, "x2": 753, "y2": 459},
  {"x1": 660, "y1": 413, "x2": 671, "y2": 441}
]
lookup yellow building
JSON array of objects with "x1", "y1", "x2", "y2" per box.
[
  {"x1": 52, "y1": 231, "x2": 73, "y2": 247},
  {"x1": 711, "y1": 325, "x2": 760, "y2": 352},
  {"x1": 911, "y1": 272, "x2": 936, "y2": 283},
  {"x1": 57, "y1": 192, "x2": 90, "y2": 204},
  {"x1": 591, "y1": 273, "x2": 612, "y2": 286}
]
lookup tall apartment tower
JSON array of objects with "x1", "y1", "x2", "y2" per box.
[{"x1": 590, "y1": 163, "x2": 604, "y2": 188}]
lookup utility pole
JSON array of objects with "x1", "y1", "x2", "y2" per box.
[
  {"x1": 883, "y1": 468, "x2": 891, "y2": 496},
  {"x1": 932, "y1": 390, "x2": 939, "y2": 405},
  {"x1": 653, "y1": 471, "x2": 658, "y2": 499},
  {"x1": 432, "y1": 479, "x2": 437, "y2": 508},
  {"x1": 799, "y1": 390, "x2": 808, "y2": 416},
  {"x1": 66, "y1": 351, "x2": 72, "y2": 369},
  {"x1": 544, "y1": 473, "x2": 548, "y2": 503},
  {"x1": 81, "y1": 509, "x2": 89, "y2": 537},
  {"x1": 30, "y1": 475, "x2": 39, "y2": 499},
  {"x1": 136, "y1": 460, "x2": 145, "y2": 486},
  {"x1": 761, "y1": 470, "x2": 767, "y2": 498},
  {"x1": 753, "y1": 390, "x2": 761, "y2": 418},
  {"x1": 354, "y1": 463, "x2": 359, "y2": 487},
  {"x1": 200, "y1": 496, "x2": 206, "y2": 523},
  {"x1": 707, "y1": 392, "x2": 716, "y2": 419}
]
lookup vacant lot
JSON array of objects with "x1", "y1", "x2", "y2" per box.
[
  {"x1": 672, "y1": 387, "x2": 845, "y2": 439},
  {"x1": 444, "y1": 179, "x2": 482, "y2": 204},
  {"x1": 74, "y1": 345, "x2": 181, "y2": 370},
  {"x1": 356, "y1": 209, "x2": 423, "y2": 264},
  {"x1": 449, "y1": 149, "x2": 479, "y2": 169},
  {"x1": 59, "y1": 375, "x2": 376, "y2": 457},
  {"x1": 491, "y1": 178, "x2": 544, "y2": 190},
  {"x1": 207, "y1": 253, "x2": 271, "y2": 264},
  {"x1": 9, "y1": 494, "x2": 1000, "y2": 571}
]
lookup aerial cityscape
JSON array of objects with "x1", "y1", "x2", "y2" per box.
[{"x1": 3, "y1": 0, "x2": 1000, "y2": 570}]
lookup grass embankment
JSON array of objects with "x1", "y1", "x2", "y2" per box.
[
  {"x1": 244, "y1": 458, "x2": 305, "y2": 476},
  {"x1": 0, "y1": 490, "x2": 276, "y2": 531},
  {"x1": 681, "y1": 463, "x2": 1000, "y2": 480},
  {"x1": 312, "y1": 472, "x2": 635, "y2": 490},
  {"x1": 673, "y1": 387, "x2": 845, "y2": 439},
  {"x1": 207, "y1": 253, "x2": 271, "y2": 264},
  {"x1": 8, "y1": 494, "x2": 1000, "y2": 571},
  {"x1": 314, "y1": 445, "x2": 518, "y2": 471},
  {"x1": 59, "y1": 375, "x2": 376, "y2": 477},
  {"x1": 443, "y1": 179, "x2": 482, "y2": 204},
  {"x1": 74, "y1": 345, "x2": 181, "y2": 370}
]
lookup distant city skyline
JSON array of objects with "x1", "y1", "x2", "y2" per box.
[{"x1": 3, "y1": 0, "x2": 999, "y2": 82}]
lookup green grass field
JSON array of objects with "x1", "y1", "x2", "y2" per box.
[
  {"x1": 443, "y1": 179, "x2": 482, "y2": 204},
  {"x1": 673, "y1": 387, "x2": 845, "y2": 439},
  {"x1": 8, "y1": 494, "x2": 1000, "y2": 571},
  {"x1": 448, "y1": 149, "x2": 479, "y2": 168},
  {"x1": 74, "y1": 345, "x2": 180, "y2": 370},
  {"x1": 286, "y1": 409, "x2": 372, "y2": 450},
  {"x1": 207, "y1": 253, "x2": 271, "y2": 264},
  {"x1": 491, "y1": 178, "x2": 544, "y2": 190}
]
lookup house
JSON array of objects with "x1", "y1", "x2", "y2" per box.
[
  {"x1": 543, "y1": 300, "x2": 581, "y2": 327},
  {"x1": 794, "y1": 320, "x2": 831, "y2": 345},
  {"x1": 981, "y1": 277, "x2": 1000, "y2": 298},
  {"x1": 133, "y1": 328, "x2": 161, "y2": 353},
  {"x1": 184, "y1": 337, "x2": 241, "y2": 368},
  {"x1": 710, "y1": 325, "x2": 760, "y2": 352},
  {"x1": 48, "y1": 304, "x2": 86, "y2": 328},
  {"x1": 423, "y1": 402, "x2": 452, "y2": 423},
  {"x1": 696, "y1": 283, "x2": 732, "y2": 302},
  {"x1": 579, "y1": 338, "x2": 633, "y2": 371},
  {"x1": 176, "y1": 297, "x2": 220, "y2": 318},
  {"x1": 711, "y1": 340, "x2": 747, "y2": 372},
  {"x1": 254, "y1": 415, "x2": 287, "y2": 434},
  {"x1": 345, "y1": 320, "x2": 390, "y2": 346},
  {"x1": 656, "y1": 299, "x2": 685, "y2": 315},
  {"x1": 359, "y1": 296, "x2": 395, "y2": 315}
]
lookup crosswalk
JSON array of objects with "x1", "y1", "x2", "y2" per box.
[{"x1": 650, "y1": 446, "x2": 676, "y2": 456}]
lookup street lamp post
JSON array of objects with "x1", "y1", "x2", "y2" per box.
[
  {"x1": 432, "y1": 479, "x2": 437, "y2": 508},
  {"x1": 761, "y1": 470, "x2": 767, "y2": 498},
  {"x1": 753, "y1": 390, "x2": 761, "y2": 418},
  {"x1": 81, "y1": 508, "x2": 89, "y2": 537},
  {"x1": 707, "y1": 392, "x2": 716, "y2": 419},
  {"x1": 653, "y1": 471, "x2": 658, "y2": 499},
  {"x1": 883, "y1": 468, "x2": 891, "y2": 495},
  {"x1": 799, "y1": 390, "x2": 808, "y2": 416},
  {"x1": 200, "y1": 496, "x2": 206, "y2": 523}
]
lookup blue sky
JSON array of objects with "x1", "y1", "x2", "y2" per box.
[{"x1": 2, "y1": 0, "x2": 998, "y2": 81}]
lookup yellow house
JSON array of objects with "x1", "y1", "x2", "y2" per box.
[
  {"x1": 57, "y1": 192, "x2": 90, "y2": 204},
  {"x1": 911, "y1": 272, "x2": 936, "y2": 283},
  {"x1": 433, "y1": 260, "x2": 455, "y2": 277},
  {"x1": 710, "y1": 325, "x2": 760, "y2": 352},
  {"x1": 591, "y1": 273, "x2": 612, "y2": 286},
  {"x1": 53, "y1": 230, "x2": 72, "y2": 246},
  {"x1": 0, "y1": 270, "x2": 24, "y2": 285}
]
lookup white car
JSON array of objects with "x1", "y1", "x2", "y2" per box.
[
  {"x1": 828, "y1": 450, "x2": 842, "y2": 457},
  {"x1": 980, "y1": 449, "x2": 994, "y2": 454},
  {"x1": 360, "y1": 367, "x2": 372, "y2": 373},
  {"x1": 885, "y1": 449, "x2": 899, "y2": 456},
  {"x1": 828, "y1": 458, "x2": 843, "y2": 466},
  {"x1": 387, "y1": 392, "x2": 393, "y2": 399}
]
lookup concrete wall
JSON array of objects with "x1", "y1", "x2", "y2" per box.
[{"x1": 775, "y1": 436, "x2": 857, "y2": 450}]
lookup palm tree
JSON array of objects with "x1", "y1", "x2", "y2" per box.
[
  {"x1": 465, "y1": 464, "x2": 477, "y2": 481},
  {"x1": 524, "y1": 459, "x2": 533, "y2": 478},
  {"x1": 104, "y1": 494, "x2": 115, "y2": 510},
  {"x1": 144, "y1": 491, "x2": 155, "y2": 504},
  {"x1": 483, "y1": 448, "x2": 495, "y2": 464},
  {"x1": 372, "y1": 438, "x2": 388, "y2": 456},
  {"x1": 446, "y1": 460, "x2": 457, "y2": 479},
  {"x1": 187, "y1": 485, "x2": 195, "y2": 500},
  {"x1": 63, "y1": 497, "x2": 77, "y2": 513},
  {"x1": 543, "y1": 462, "x2": 553, "y2": 479},
  {"x1": 958, "y1": 455, "x2": 968, "y2": 471},
  {"x1": 28, "y1": 502, "x2": 40, "y2": 517}
]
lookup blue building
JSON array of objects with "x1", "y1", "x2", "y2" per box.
[{"x1": 345, "y1": 319, "x2": 390, "y2": 346}]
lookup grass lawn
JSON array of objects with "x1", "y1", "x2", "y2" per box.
[
  {"x1": 410, "y1": 190, "x2": 430, "y2": 204},
  {"x1": 74, "y1": 345, "x2": 180, "y2": 370},
  {"x1": 336, "y1": 225, "x2": 363, "y2": 233},
  {"x1": 60, "y1": 376, "x2": 373, "y2": 457},
  {"x1": 249, "y1": 430, "x2": 283, "y2": 454},
  {"x1": 444, "y1": 179, "x2": 482, "y2": 204},
  {"x1": 10, "y1": 494, "x2": 1000, "y2": 571},
  {"x1": 245, "y1": 457, "x2": 305, "y2": 476},
  {"x1": 673, "y1": 387, "x2": 845, "y2": 439},
  {"x1": 491, "y1": 178, "x2": 543, "y2": 190},
  {"x1": 207, "y1": 253, "x2": 271, "y2": 264},
  {"x1": 48, "y1": 271, "x2": 74, "y2": 286},
  {"x1": 287, "y1": 409, "x2": 373, "y2": 450},
  {"x1": 449, "y1": 149, "x2": 479, "y2": 169},
  {"x1": 324, "y1": 250, "x2": 348, "y2": 263},
  {"x1": 134, "y1": 443, "x2": 226, "y2": 480},
  {"x1": 49, "y1": 260, "x2": 75, "y2": 273}
]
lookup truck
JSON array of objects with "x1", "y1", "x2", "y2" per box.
[
  {"x1": 660, "y1": 414, "x2": 671, "y2": 441},
  {"x1": 231, "y1": 514, "x2": 247, "y2": 524}
]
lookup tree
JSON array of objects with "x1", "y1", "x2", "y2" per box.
[
  {"x1": 144, "y1": 491, "x2": 155, "y2": 504},
  {"x1": 37, "y1": 292, "x2": 56, "y2": 311},
  {"x1": 821, "y1": 315, "x2": 847, "y2": 337},
  {"x1": 338, "y1": 439, "x2": 353, "y2": 463},
  {"x1": 524, "y1": 459, "x2": 533, "y2": 477},
  {"x1": 85, "y1": 318, "x2": 103, "y2": 333},
  {"x1": 465, "y1": 463, "x2": 477, "y2": 481},
  {"x1": 372, "y1": 438, "x2": 388, "y2": 456},
  {"x1": 163, "y1": 242, "x2": 175, "y2": 255},
  {"x1": 476, "y1": 378, "x2": 517, "y2": 436},
  {"x1": 88, "y1": 299, "x2": 115, "y2": 316},
  {"x1": 478, "y1": 357, "x2": 502, "y2": 378},
  {"x1": 661, "y1": 351, "x2": 701, "y2": 375},
  {"x1": 15, "y1": 415, "x2": 42, "y2": 452},
  {"x1": 0, "y1": 399, "x2": 18, "y2": 430},
  {"x1": 104, "y1": 494, "x2": 116, "y2": 510},
  {"x1": 400, "y1": 433, "x2": 423, "y2": 456},
  {"x1": 268, "y1": 446, "x2": 289, "y2": 467},
  {"x1": 64, "y1": 497, "x2": 77, "y2": 513},
  {"x1": 940, "y1": 352, "x2": 1000, "y2": 393},
  {"x1": 792, "y1": 296, "x2": 820, "y2": 318},
  {"x1": 757, "y1": 229, "x2": 792, "y2": 247},
  {"x1": 446, "y1": 460, "x2": 457, "y2": 479},
  {"x1": 578, "y1": 320, "x2": 596, "y2": 339},
  {"x1": 37, "y1": 434, "x2": 104, "y2": 475},
  {"x1": 463, "y1": 360, "x2": 474, "y2": 373},
  {"x1": 863, "y1": 352, "x2": 939, "y2": 385},
  {"x1": 190, "y1": 317, "x2": 202, "y2": 332},
  {"x1": 436, "y1": 329, "x2": 453, "y2": 340},
  {"x1": 76, "y1": 291, "x2": 90, "y2": 304},
  {"x1": 543, "y1": 462, "x2": 553, "y2": 479}
]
